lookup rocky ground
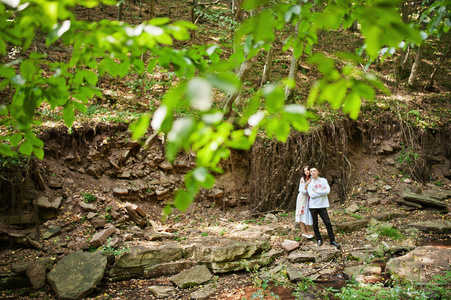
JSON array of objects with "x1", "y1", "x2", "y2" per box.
[{"x1": 1, "y1": 157, "x2": 450, "y2": 299}]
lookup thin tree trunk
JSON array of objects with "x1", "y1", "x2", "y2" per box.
[
  {"x1": 425, "y1": 43, "x2": 450, "y2": 90},
  {"x1": 233, "y1": 0, "x2": 243, "y2": 21},
  {"x1": 260, "y1": 44, "x2": 273, "y2": 88},
  {"x1": 349, "y1": 19, "x2": 358, "y2": 32},
  {"x1": 399, "y1": 1, "x2": 411, "y2": 71},
  {"x1": 118, "y1": 1, "x2": 124, "y2": 21},
  {"x1": 408, "y1": 42, "x2": 424, "y2": 87},
  {"x1": 222, "y1": 61, "x2": 250, "y2": 117},
  {"x1": 149, "y1": 0, "x2": 154, "y2": 19},
  {"x1": 399, "y1": 44, "x2": 411, "y2": 71},
  {"x1": 285, "y1": 22, "x2": 300, "y2": 102}
]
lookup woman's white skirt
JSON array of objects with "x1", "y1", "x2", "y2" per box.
[{"x1": 295, "y1": 198, "x2": 313, "y2": 225}]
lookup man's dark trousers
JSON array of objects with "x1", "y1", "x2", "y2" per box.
[{"x1": 310, "y1": 207, "x2": 335, "y2": 242}]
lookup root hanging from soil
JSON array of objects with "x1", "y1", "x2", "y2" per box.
[{"x1": 248, "y1": 120, "x2": 354, "y2": 213}]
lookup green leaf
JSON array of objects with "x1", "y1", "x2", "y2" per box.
[
  {"x1": 309, "y1": 53, "x2": 334, "y2": 75},
  {"x1": 132, "y1": 58, "x2": 145, "y2": 74},
  {"x1": 72, "y1": 101, "x2": 87, "y2": 113},
  {"x1": 24, "y1": 132, "x2": 44, "y2": 147},
  {"x1": 149, "y1": 18, "x2": 171, "y2": 26},
  {"x1": 173, "y1": 190, "x2": 192, "y2": 212},
  {"x1": 353, "y1": 82, "x2": 375, "y2": 100},
  {"x1": 9, "y1": 133, "x2": 22, "y2": 147},
  {"x1": 362, "y1": 25, "x2": 382, "y2": 59},
  {"x1": 0, "y1": 143, "x2": 16, "y2": 157},
  {"x1": 155, "y1": 33, "x2": 173, "y2": 45},
  {"x1": 243, "y1": 0, "x2": 270, "y2": 10},
  {"x1": 33, "y1": 145, "x2": 44, "y2": 159},
  {"x1": 81, "y1": 70, "x2": 98, "y2": 86},
  {"x1": 320, "y1": 80, "x2": 348, "y2": 109},
  {"x1": 207, "y1": 72, "x2": 240, "y2": 94},
  {"x1": 263, "y1": 84, "x2": 284, "y2": 113},
  {"x1": 117, "y1": 60, "x2": 131, "y2": 78},
  {"x1": 147, "y1": 58, "x2": 158, "y2": 73},
  {"x1": 63, "y1": 103, "x2": 75, "y2": 128},
  {"x1": 20, "y1": 141, "x2": 33, "y2": 156},
  {"x1": 130, "y1": 114, "x2": 150, "y2": 141},
  {"x1": 343, "y1": 91, "x2": 361, "y2": 120},
  {"x1": 20, "y1": 61, "x2": 35, "y2": 81}
]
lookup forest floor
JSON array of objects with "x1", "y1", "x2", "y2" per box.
[
  {"x1": 1, "y1": 164, "x2": 450, "y2": 299},
  {"x1": 1, "y1": 1, "x2": 451, "y2": 299}
]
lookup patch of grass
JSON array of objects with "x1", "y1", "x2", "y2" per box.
[
  {"x1": 201, "y1": 232, "x2": 209, "y2": 237},
  {"x1": 83, "y1": 192, "x2": 97, "y2": 203},
  {"x1": 376, "y1": 226, "x2": 403, "y2": 241},
  {"x1": 350, "y1": 213, "x2": 363, "y2": 219}
]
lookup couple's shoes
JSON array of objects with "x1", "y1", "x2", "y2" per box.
[
  {"x1": 317, "y1": 240, "x2": 341, "y2": 249},
  {"x1": 302, "y1": 233, "x2": 314, "y2": 239}
]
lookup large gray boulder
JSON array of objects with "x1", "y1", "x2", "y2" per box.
[
  {"x1": 190, "y1": 237, "x2": 270, "y2": 263},
  {"x1": 408, "y1": 220, "x2": 451, "y2": 234},
  {"x1": 110, "y1": 242, "x2": 184, "y2": 279},
  {"x1": 170, "y1": 265, "x2": 212, "y2": 288},
  {"x1": 48, "y1": 251, "x2": 107, "y2": 300},
  {"x1": 208, "y1": 250, "x2": 283, "y2": 273},
  {"x1": 386, "y1": 246, "x2": 451, "y2": 284}
]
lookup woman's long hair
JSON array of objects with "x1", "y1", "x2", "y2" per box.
[{"x1": 302, "y1": 165, "x2": 310, "y2": 181}]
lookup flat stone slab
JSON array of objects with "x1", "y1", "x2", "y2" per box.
[
  {"x1": 170, "y1": 265, "x2": 212, "y2": 289},
  {"x1": 344, "y1": 264, "x2": 382, "y2": 283},
  {"x1": 148, "y1": 285, "x2": 175, "y2": 298},
  {"x1": 281, "y1": 240, "x2": 300, "y2": 252},
  {"x1": 408, "y1": 220, "x2": 451, "y2": 234},
  {"x1": 287, "y1": 251, "x2": 315, "y2": 263},
  {"x1": 386, "y1": 246, "x2": 451, "y2": 284}
]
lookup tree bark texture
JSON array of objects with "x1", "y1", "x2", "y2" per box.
[
  {"x1": 425, "y1": 43, "x2": 450, "y2": 90},
  {"x1": 285, "y1": 22, "x2": 300, "y2": 102},
  {"x1": 117, "y1": 1, "x2": 124, "y2": 21},
  {"x1": 408, "y1": 42, "x2": 424, "y2": 87},
  {"x1": 260, "y1": 44, "x2": 273, "y2": 88},
  {"x1": 222, "y1": 61, "x2": 250, "y2": 117}
]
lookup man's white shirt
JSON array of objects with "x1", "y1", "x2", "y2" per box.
[{"x1": 307, "y1": 177, "x2": 330, "y2": 208}]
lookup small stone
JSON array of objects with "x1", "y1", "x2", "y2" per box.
[
  {"x1": 281, "y1": 240, "x2": 300, "y2": 252},
  {"x1": 264, "y1": 213, "x2": 277, "y2": 223}
]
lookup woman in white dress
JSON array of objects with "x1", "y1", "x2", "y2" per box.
[{"x1": 295, "y1": 165, "x2": 314, "y2": 238}]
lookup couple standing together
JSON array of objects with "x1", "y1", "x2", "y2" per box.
[{"x1": 295, "y1": 166, "x2": 341, "y2": 249}]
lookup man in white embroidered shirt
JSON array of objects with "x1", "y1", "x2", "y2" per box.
[{"x1": 307, "y1": 167, "x2": 341, "y2": 249}]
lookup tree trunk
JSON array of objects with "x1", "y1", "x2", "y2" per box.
[
  {"x1": 349, "y1": 19, "x2": 358, "y2": 32},
  {"x1": 117, "y1": 1, "x2": 124, "y2": 21},
  {"x1": 398, "y1": 1, "x2": 411, "y2": 72},
  {"x1": 260, "y1": 44, "x2": 273, "y2": 88},
  {"x1": 399, "y1": 44, "x2": 411, "y2": 71},
  {"x1": 233, "y1": 0, "x2": 243, "y2": 21},
  {"x1": 425, "y1": 43, "x2": 450, "y2": 90},
  {"x1": 222, "y1": 61, "x2": 250, "y2": 117},
  {"x1": 408, "y1": 42, "x2": 424, "y2": 88},
  {"x1": 284, "y1": 23, "x2": 300, "y2": 102},
  {"x1": 149, "y1": 0, "x2": 155, "y2": 19}
]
